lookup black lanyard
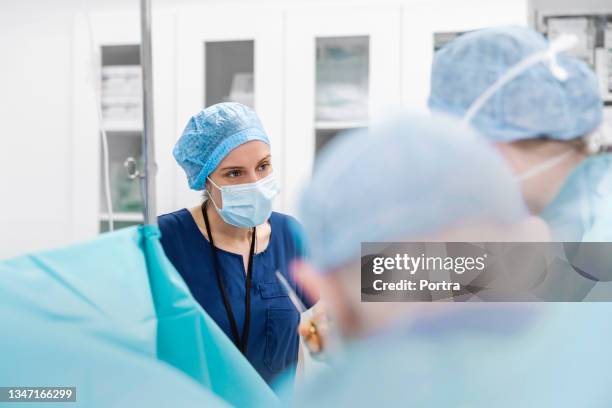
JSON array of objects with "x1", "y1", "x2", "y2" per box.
[{"x1": 202, "y1": 201, "x2": 256, "y2": 354}]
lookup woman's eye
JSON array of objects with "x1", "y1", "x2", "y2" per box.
[
  {"x1": 258, "y1": 163, "x2": 270, "y2": 172},
  {"x1": 226, "y1": 170, "x2": 241, "y2": 178}
]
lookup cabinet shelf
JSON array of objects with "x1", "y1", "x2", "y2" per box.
[
  {"x1": 102, "y1": 120, "x2": 143, "y2": 133},
  {"x1": 99, "y1": 212, "x2": 144, "y2": 222},
  {"x1": 314, "y1": 120, "x2": 368, "y2": 130}
]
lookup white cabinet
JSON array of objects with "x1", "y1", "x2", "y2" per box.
[
  {"x1": 72, "y1": 11, "x2": 176, "y2": 240},
  {"x1": 284, "y1": 5, "x2": 402, "y2": 215},
  {"x1": 70, "y1": 1, "x2": 531, "y2": 239},
  {"x1": 175, "y1": 5, "x2": 285, "y2": 211}
]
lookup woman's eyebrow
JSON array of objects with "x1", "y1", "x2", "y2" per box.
[
  {"x1": 258, "y1": 155, "x2": 272, "y2": 163},
  {"x1": 218, "y1": 165, "x2": 244, "y2": 172},
  {"x1": 218, "y1": 156, "x2": 271, "y2": 171}
]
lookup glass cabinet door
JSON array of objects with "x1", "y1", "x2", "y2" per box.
[
  {"x1": 285, "y1": 5, "x2": 402, "y2": 215},
  {"x1": 72, "y1": 12, "x2": 176, "y2": 239},
  {"x1": 99, "y1": 44, "x2": 144, "y2": 232},
  {"x1": 176, "y1": 7, "x2": 284, "y2": 210},
  {"x1": 315, "y1": 36, "x2": 369, "y2": 153},
  {"x1": 205, "y1": 40, "x2": 255, "y2": 108}
]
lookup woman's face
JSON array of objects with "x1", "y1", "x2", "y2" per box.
[{"x1": 206, "y1": 140, "x2": 272, "y2": 206}]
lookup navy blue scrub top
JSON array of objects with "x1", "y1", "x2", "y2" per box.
[{"x1": 158, "y1": 208, "x2": 313, "y2": 384}]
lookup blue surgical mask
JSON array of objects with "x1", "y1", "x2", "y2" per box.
[{"x1": 206, "y1": 173, "x2": 280, "y2": 228}]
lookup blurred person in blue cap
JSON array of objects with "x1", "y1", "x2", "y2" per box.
[
  {"x1": 158, "y1": 102, "x2": 314, "y2": 385},
  {"x1": 429, "y1": 25, "x2": 612, "y2": 242},
  {"x1": 279, "y1": 113, "x2": 612, "y2": 407},
  {"x1": 293, "y1": 112, "x2": 547, "y2": 347}
]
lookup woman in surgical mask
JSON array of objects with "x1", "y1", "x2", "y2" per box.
[
  {"x1": 429, "y1": 26, "x2": 612, "y2": 242},
  {"x1": 158, "y1": 102, "x2": 314, "y2": 385}
]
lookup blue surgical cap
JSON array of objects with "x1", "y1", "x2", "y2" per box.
[
  {"x1": 429, "y1": 26, "x2": 603, "y2": 142},
  {"x1": 298, "y1": 113, "x2": 529, "y2": 272},
  {"x1": 174, "y1": 103, "x2": 270, "y2": 190}
]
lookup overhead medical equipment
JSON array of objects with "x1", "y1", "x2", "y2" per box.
[{"x1": 460, "y1": 32, "x2": 612, "y2": 152}]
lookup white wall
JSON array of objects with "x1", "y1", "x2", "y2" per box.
[
  {"x1": 0, "y1": 1, "x2": 173, "y2": 258},
  {"x1": 0, "y1": 0, "x2": 530, "y2": 259},
  {"x1": 0, "y1": 1, "x2": 145, "y2": 258},
  {"x1": 0, "y1": 3, "x2": 75, "y2": 258}
]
